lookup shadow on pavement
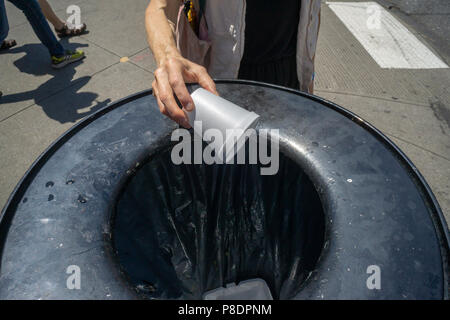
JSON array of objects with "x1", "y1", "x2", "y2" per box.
[{"x1": 0, "y1": 40, "x2": 111, "y2": 124}]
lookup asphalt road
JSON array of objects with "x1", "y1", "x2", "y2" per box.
[{"x1": 378, "y1": 0, "x2": 450, "y2": 61}]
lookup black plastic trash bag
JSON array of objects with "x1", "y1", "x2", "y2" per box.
[{"x1": 113, "y1": 144, "x2": 325, "y2": 299}]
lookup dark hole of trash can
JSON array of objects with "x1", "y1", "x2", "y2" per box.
[{"x1": 112, "y1": 142, "x2": 325, "y2": 300}]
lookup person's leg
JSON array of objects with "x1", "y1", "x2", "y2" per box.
[
  {"x1": 6, "y1": 0, "x2": 64, "y2": 56},
  {"x1": 0, "y1": 0, "x2": 10, "y2": 42},
  {"x1": 38, "y1": 0, "x2": 87, "y2": 38},
  {"x1": 37, "y1": 0, "x2": 64, "y2": 30},
  {"x1": 0, "y1": 0, "x2": 16, "y2": 49}
]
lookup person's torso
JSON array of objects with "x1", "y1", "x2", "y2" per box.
[
  {"x1": 241, "y1": 0, "x2": 300, "y2": 65},
  {"x1": 201, "y1": 0, "x2": 320, "y2": 93}
]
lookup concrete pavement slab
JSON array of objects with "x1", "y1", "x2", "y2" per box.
[
  {"x1": 388, "y1": 135, "x2": 450, "y2": 223},
  {"x1": 128, "y1": 47, "x2": 157, "y2": 74},
  {"x1": 317, "y1": 91, "x2": 450, "y2": 159},
  {"x1": 42, "y1": 0, "x2": 89, "y2": 13},
  {"x1": 0, "y1": 28, "x2": 119, "y2": 122},
  {"x1": 412, "y1": 69, "x2": 450, "y2": 110},
  {"x1": 75, "y1": 0, "x2": 150, "y2": 58},
  {"x1": 0, "y1": 61, "x2": 153, "y2": 210}
]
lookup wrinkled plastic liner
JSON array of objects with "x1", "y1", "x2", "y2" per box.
[{"x1": 113, "y1": 146, "x2": 325, "y2": 299}]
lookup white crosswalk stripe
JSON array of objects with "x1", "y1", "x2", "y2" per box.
[{"x1": 326, "y1": 1, "x2": 449, "y2": 69}]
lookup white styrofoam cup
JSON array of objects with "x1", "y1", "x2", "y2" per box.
[{"x1": 184, "y1": 88, "x2": 260, "y2": 162}]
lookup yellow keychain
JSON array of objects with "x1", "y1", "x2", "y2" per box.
[{"x1": 184, "y1": 0, "x2": 198, "y2": 34}]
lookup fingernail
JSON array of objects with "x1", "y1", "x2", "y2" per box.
[{"x1": 185, "y1": 102, "x2": 194, "y2": 111}]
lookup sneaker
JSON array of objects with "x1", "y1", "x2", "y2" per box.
[{"x1": 51, "y1": 50, "x2": 85, "y2": 69}]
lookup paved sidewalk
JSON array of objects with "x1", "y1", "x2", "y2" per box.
[
  {"x1": 315, "y1": 0, "x2": 450, "y2": 223},
  {"x1": 0, "y1": 0, "x2": 449, "y2": 224}
]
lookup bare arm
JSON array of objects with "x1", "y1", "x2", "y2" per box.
[
  {"x1": 38, "y1": 0, "x2": 65, "y2": 29},
  {"x1": 145, "y1": 0, "x2": 217, "y2": 128}
]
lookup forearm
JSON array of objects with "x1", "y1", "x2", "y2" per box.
[
  {"x1": 145, "y1": 0, "x2": 181, "y2": 66},
  {"x1": 145, "y1": 0, "x2": 217, "y2": 128}
]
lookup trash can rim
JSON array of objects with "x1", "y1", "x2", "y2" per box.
[{"x1": 1, "y1": 79, "x2": 448, "y2": 271}]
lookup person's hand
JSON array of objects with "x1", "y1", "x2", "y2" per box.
[{"x1": 152, "y1": 55, "x2": 218, "y2": 128}]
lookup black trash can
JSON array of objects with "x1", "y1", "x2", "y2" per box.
[{"x1": 0, "y1": 80, "x2": 448, "y2": 299}]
